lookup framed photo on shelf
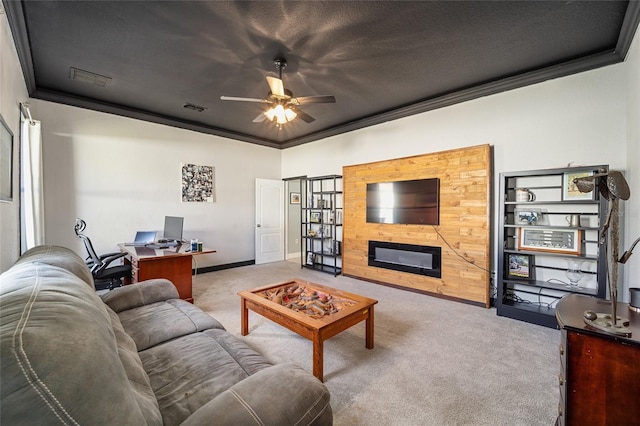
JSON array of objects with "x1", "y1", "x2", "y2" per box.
[
  {"x1": 289, "y1": 192, "x2": 300, "y2": 204},
  {"x1": 306, "y1": 252, "x2": 316, "y2": 265},
  {"x1": 562, "y1": 170, "x2": 594, "y2": 201},
  {"x1": 514, "y1": 208, "x2": 546, "y2": 226},
  {"x1": 506, "y1": 253, "x2": 535, "y2": 280},
  {"x1": 310, "y1": 212, "x2": 322, "y2": 223},
  {"x1": 518, "y1": 227, "x2": 582, "y2": 255},
  {"x1": 334, "y1": 240, "x2": 341, "y2": 256}
]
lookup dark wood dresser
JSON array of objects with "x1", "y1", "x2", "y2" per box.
[{"x1": 555, "y1": 294, "x2": 640, "y2": 426}]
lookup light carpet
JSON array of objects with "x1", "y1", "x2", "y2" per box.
[{"x1": 192, "y1": 261, "x2": 560, "y2": 425}]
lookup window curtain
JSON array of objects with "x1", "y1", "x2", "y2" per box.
[{"x1": 20, "y1": 108, "x2": 45, "y2": 252}]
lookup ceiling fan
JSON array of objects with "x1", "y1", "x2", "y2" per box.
[{"x1": 220, "y1": 59, "x2": 335, "y2": 125}]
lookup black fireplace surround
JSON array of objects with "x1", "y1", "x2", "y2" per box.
[{"x1": 368, "y1": 240, "x2": 442, "y2": 278}]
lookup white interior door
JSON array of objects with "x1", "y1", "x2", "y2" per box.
[{"x1": 255, "y1": 178, "x2": 285, "y2": 264}]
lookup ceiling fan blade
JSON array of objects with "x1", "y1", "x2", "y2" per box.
[
  {"x1": 294, "y1": 108, "x2": 316, "y2": 123},
  {"x1": 220, "y1": 96, "x2": 266, "y2": 103},
  {"x1": 252, "y1": 112, "x2": 267, "y2": 123},
  {"x1": 266, "y1": 76, "x2": 285, "y2": 97},
  {"x1": 293, "y1": 95, "x2": 336, "y2": 105}
]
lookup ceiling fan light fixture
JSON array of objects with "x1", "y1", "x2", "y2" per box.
[
  {"x1": 264, "y1": 107, "x2": 276, "y2": 121},
  {"x1": 284, "y1": 107, "x2": 297, "y2": 122},
  {"x1": 264, "y1": 104, "x2": 296, "y2": 124},
  {"x1": 221, "y1": 56, "x2": 333, "y2": 126}
]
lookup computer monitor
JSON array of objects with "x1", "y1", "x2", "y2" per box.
[{"x1": 163, "y1": 216, "x2": 184, "y2": 242}]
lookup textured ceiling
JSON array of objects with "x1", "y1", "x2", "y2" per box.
[{"x1": 5, "y1": 1, "x2": 640, "y2": 148}]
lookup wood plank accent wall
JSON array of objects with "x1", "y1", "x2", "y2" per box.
[{"x1": 342, "y1": 144, "x2": 491, "y2": 307}]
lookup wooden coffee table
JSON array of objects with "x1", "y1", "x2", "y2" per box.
[{"x1": 238, "y1": 279, "x2": 378, "y2": 382}]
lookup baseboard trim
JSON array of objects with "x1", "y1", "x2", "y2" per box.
[
  {"x1": 342, "y1": 273, "x2": 487, "y2": 308},
  {"x1": 193, "y1": 260, "x2": 254, "y2": 275}
]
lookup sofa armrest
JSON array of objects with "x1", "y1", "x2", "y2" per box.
[
  {"x1": 101, "y1": 279, "x2": 179, "y2": 312},
  {"x1": 181, "y1": 363, "x2": 332, "y2": 426}
]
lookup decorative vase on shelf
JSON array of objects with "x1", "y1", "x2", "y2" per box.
[{"x1": 565, "y1": 259, "x2": 583, "y2": 287}]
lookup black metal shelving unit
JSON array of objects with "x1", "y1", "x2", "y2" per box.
[
  {"x1": 496, "y1": 165, "x2": 608, "y2": 328},
  {"x1": 301, "y1": 175, "x2": 343, "y2": 276}
]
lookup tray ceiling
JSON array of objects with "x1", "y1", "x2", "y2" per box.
[{"x1": 4, "y1": 1, "x2": 639, "y2": 148}]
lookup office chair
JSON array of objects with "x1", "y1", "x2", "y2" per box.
[{"x1": 74, "y1": 218, "x2": 132, "y2": 291}]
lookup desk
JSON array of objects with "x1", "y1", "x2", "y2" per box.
[{"x1": 118, "y1": 244, "x2": 216, "y2": 303}]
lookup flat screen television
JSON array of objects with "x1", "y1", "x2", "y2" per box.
[{"x1": 366, "y1": 178, "x2": 439, "y2": 225}]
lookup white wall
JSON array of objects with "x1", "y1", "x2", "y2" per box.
[
  {"x1": 625, "y1": 27, "x2": 640, "y2": 297},
  {"x1": 282, "y1": 28, "x2": 639, "y2": 301},
  {"x1": 283, "y1": 64, "x2": 627, "y2": 176},
  {"x1": 0, "y1": 12, "x2": 29, "y2": 271},
  {"x1": 32, "y1": 100, "x2": 281, "y2": 267}
]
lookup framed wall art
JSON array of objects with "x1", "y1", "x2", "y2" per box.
[
  {"x1": 290, "y1": 192, "x2": 300, "y2": 204},
  {"x1": 562, "y1": 170, "x2": 594, "y2": 201},
  {"x1": 518, "y1": 227, "x2": 582, "y2": 255},
  {"x1": 182, "y1": 163, "x2": 215, "y2": 202},
  {"x1": 0, "y1": 115, "x2": 13, "y2": 202}
]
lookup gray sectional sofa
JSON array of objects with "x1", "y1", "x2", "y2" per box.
[{"x1": 0, "y1": 245, "x2": 332, "y2": 425}]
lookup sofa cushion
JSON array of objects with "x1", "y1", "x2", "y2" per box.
[
  {"x1": 0, "y1": 261, "x2": 162, "y2": 425},
  {"x1": 182, "y1": 364, "x2": 333, "y2": 426},
  {"x1": 106, "y1": 306, "x2": 163, "y2": 424},
  {"x1": 101, "y1": 278, "x2": 181, "y2": 312},
  {"x1": 14, "y1": 245, "x2": 94, "y2": 288},
  {"x1": 139, "y1": 328, "x2": 273, "y2": 426},
  {"x1": 116, "y1": 298, "x2": 225, "y2": 351}
]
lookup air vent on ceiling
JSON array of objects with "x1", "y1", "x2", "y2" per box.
[
  {"x1": 69, "y1": 67, "x2": 112, "y2": 88},
  {"x1": 183, "y1": 103, "x2": 207, "y2": 112}
]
